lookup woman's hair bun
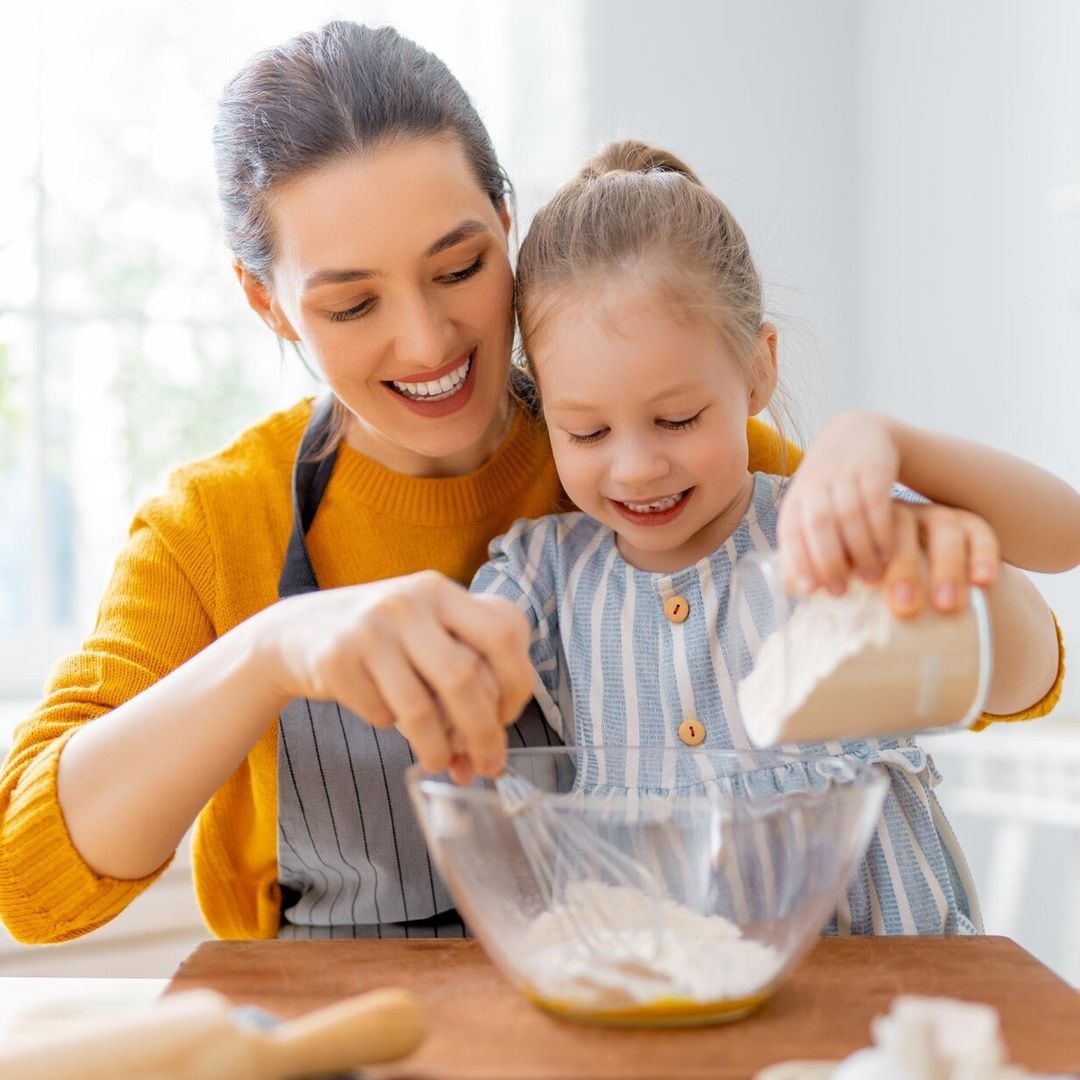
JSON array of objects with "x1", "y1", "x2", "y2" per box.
[{"x1": 576, "y1": 139, "x2": 703, "y2": 185}]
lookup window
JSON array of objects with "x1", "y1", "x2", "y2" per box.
[{"x1": 0, "y1": 0, "x2": 588, "y2": 710}]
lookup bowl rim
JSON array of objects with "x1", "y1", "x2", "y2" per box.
[{"x1": 406, "y1": 744, "x2": 889, "y2": 817}]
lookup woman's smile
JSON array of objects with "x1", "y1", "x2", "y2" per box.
[{"x1": 385, "y1": 349, "x2": 477, "y2": 416}]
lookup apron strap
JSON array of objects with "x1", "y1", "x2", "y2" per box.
[{"x1": 278, "y1": 394, "x2": 339, "y2": 598}]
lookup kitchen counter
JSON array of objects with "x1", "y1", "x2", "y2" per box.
[{"x1": 167, "y1": 935, "x2": 1080, "y2": 1078}]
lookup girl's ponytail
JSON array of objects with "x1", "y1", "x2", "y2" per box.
[{"x1": 576, "y1": 139, "x2": 703, "y2": 186}]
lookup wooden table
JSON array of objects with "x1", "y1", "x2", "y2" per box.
[{"x1": 168, "y1": 937, "x2": 1080, "y2": 1079}]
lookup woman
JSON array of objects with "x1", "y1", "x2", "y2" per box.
[{"x1": 0, "y1": 22, "x2": 1063, "y2": 944}]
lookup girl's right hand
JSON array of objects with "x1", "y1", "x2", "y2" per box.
[{"x1": 259, "y1": 571, "x2": 535, "y2": 781}]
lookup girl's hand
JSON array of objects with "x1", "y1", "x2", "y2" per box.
[
  {"x1": 778, "y1": 411, "x2": 901, "y2": 596},
  {"x1": 262, "y1": 571, "x2": 535, "y2": 781},
  {"x1": 879, "y1": 502, "x2": 1001, "y2": 616}
]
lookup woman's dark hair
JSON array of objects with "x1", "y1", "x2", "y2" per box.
[{"x1": 213, "y1": 21, "x2": 510, "y2": 283}]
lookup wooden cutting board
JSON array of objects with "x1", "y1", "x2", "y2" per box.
[{"x1": 168, "y1": 936, "x2": 1080, "y2": 1079}]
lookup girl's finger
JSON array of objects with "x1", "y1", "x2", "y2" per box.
[
  {"x1": 831, "y1": 480, "x2": 884, "y2": 582},
  {"x1": 882, "y1": 508, "x2": 925, "y2": 618},
  {"x1": 856, "y1": 470, "x2": 896, "y2": 566},
  {"x1": 966, "y1": 517, "x2": 1001, "y2": 589},
  {"x1": 777, "y1": 502, "x2": 816, "y2": 594},
  {"x1": 799, "y1": 491, "x2": 851, "y2": 595},
  {"x1": 920, "y1": 509, "x2": 968, "y2": 613}
]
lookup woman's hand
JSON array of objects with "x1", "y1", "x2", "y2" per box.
[{"x1": 262, "y1": 571, "x2": 535, "y2": 780}]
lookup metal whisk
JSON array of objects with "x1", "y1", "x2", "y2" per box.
[{"x1": 495, "y1": 764, "x2": 666, "y2": 959}]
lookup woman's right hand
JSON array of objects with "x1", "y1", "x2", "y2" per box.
[{"x1": 261, "y1": 571, "x2": 535, "y2": 781}]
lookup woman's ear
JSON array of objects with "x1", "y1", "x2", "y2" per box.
[
  {"x1": 234, "y1": 260, "x2": 300, "y2": 341},
  {"x1": 497, "y1": 201, "x2": 512, "y2": 238},
  {"x1": 748, "y1": 322, "x2": 778, "y2": 415}
]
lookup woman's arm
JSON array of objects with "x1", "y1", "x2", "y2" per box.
[{"x1": 52, "y1": 575, "x2": 532, "y2": 883}]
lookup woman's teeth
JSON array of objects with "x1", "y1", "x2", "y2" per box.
[
  {"x1": 390, "y1": 356, "x2": 471, "y2": 401},
  {"x1": 622, "y1": 492, "x2": 685, "y2": 513}
]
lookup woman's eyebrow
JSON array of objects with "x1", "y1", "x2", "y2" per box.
[
  {"x1": 426, "y1": 219, "x2": 488, "y2": 257},
  {"x1": 302, "y1": 220, "x2": 490, "y2": 291}
]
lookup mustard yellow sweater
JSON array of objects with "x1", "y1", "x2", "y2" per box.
[{"x1": 0, "y1": 399, "x2": 1062, "y2": 943}]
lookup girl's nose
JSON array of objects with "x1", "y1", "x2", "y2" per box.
[{"x1": 608, "y1": 437, "x2": 670, "y2": 488}]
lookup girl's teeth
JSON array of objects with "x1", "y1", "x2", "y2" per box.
[
  {"x1": 623, "y1": 492, "x2": 684, "y2": 513},
  {"x1": 391, "y1": 356, "x2": 471, "y2": 399}
]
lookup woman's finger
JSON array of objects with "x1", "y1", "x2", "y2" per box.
[
  {"x1": 358, "y1": 635, "x2": 453, "y2": 774},
  {"x1": 439, "y1": 591, "x2": 537, "y2": 725},
  {"x1": 882, "y1": 507, "x2": 925, "y2": 617},
  {"x1": 400, "y1": 615, "x2": 506, "y2": 778}
]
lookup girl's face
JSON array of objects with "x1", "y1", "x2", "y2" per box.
[
  {"x1": 241, "y1": 136, "x2": 515, "y2": 477},
  {"x1": 534, "y1": 278, "x2": 776, "y2": 573}
]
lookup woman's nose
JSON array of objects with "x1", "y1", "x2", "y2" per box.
[{"x1": 392, "y1": 292, "x2": 453, "y2": 371}]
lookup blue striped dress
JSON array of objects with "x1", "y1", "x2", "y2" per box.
[{"x1": 471, "y1": 472, "x2": 981, "y2": 935}]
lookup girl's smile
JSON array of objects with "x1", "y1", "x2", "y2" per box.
[{"x1": 610, "y1": 487, "x2": 694, "y2": 527}]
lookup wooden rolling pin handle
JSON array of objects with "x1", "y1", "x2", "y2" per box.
[{"x1": 258, "y1": 987, "x2": 426, "y2": 1079}]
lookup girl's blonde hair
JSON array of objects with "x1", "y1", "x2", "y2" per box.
[{"x1": 515, "y1": 139, "x2": 795, "y2": 457}]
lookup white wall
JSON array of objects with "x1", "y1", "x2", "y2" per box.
[{"x1": 855, "y1": 0, "x2": 1080, "y2": 716}]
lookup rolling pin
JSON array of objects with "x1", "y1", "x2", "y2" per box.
[{"x1": 0, "y1": 985, "x2": 425, "y2": 1080}]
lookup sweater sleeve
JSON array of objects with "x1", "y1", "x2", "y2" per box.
[{"x1": 0, "y1": 473, "x2": 218, "y2": 944}]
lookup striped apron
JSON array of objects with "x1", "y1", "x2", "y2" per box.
[{"x1": 275, "y1": 396, "x2": 556, "y2": 938}]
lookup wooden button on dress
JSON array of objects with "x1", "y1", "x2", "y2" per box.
[
  {"x1": 678, "y1": 718, "x2": 706, "y2": 746},
  {"x1": 664, "y1": 595, "x2": 690, "y2": 623}
]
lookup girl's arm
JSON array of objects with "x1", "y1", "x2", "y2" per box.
[{"x1": 779, "y1": 410, "x2": 1080, "y2": 600}]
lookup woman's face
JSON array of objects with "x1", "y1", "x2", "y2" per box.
[{"x1": 247, "y1": 136, "x2": 515, "y2": 476}]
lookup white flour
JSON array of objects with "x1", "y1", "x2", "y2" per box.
[
  {"x1": 738, "y1": 580, "x2": 892, "y2": 746},
  {"x1": 518, "y1": 882, "x2": 783, "y2": 1009}
]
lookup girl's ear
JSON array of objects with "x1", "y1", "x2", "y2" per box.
[
  {"x1": 748, "y1": 322, "x2": 778, "y2": 415},
  {"x1": 234, "y1": 260, "x2": 300, "y2": 342}
]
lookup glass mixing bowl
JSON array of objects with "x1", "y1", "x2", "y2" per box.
[{"x1": 407, "y1": 745, "x2": 887, "y2": 1028}]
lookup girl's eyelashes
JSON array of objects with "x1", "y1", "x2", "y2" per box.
[
  {"x1": 566, "y1": 427, "x2": 609, "y2": 445},
  {"x1": 328, "y1": 256, "x2": 486, "y2": 322},
  {"x1": 658, "y1": 408, "x2": 705, "y2": 431},
  {"x1": 565, "y1": 409, "x2": 706, "y2": 445}
]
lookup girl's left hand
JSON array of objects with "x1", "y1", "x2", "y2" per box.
[
  {"x1": 778, "y1": 412, "x2": 1000, "y2": 614},
  {"x1": 877, "y1": 502, "x2": 1000, "y2": 616}
]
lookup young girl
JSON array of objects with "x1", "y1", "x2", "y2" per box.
[{"x1": 471, "y1": 140, "x2": 1073, "y2": 935}]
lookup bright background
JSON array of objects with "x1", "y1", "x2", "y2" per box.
[{"x1": 1, "y1": 0, "x2": 1078, "y2": 980}]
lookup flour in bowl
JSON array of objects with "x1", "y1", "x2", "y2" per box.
[{"x1": 518, "y1": 882, "x2": 783, "y2": 1010}]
